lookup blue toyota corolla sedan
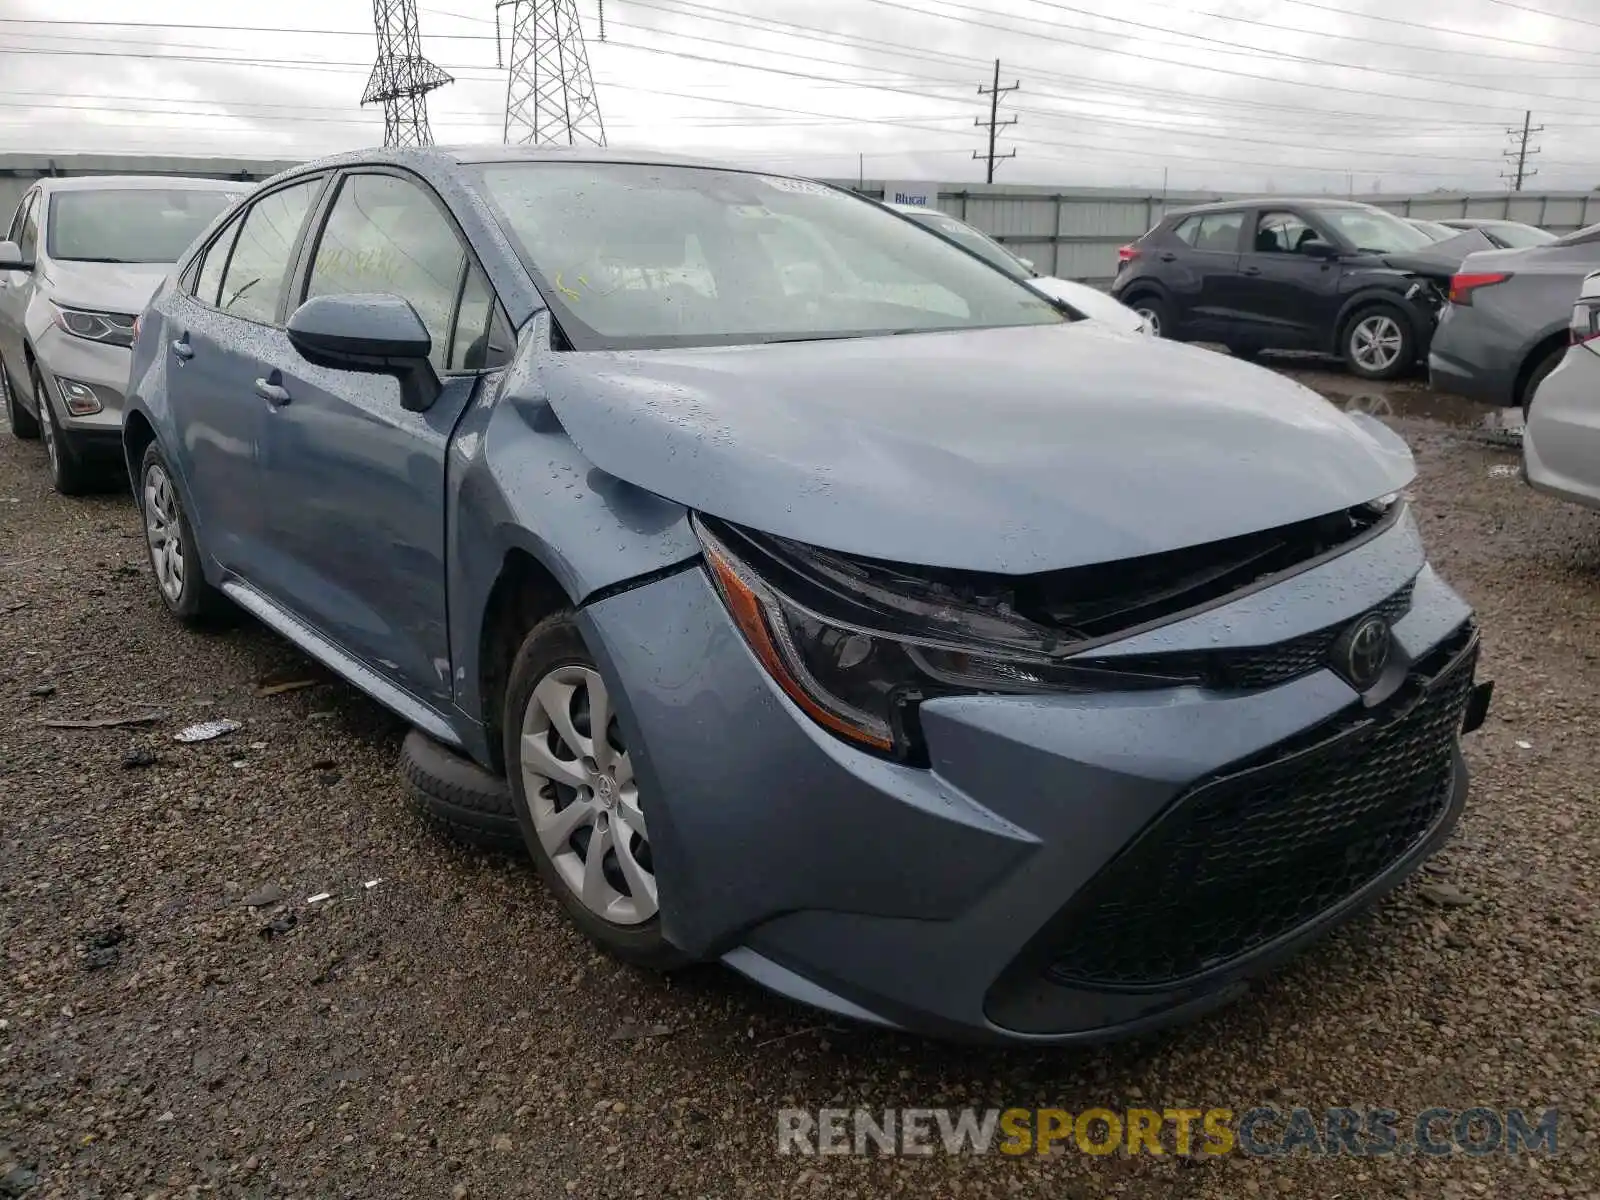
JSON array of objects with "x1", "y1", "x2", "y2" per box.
[{"x1": 124, "y1": 147, "x2": 1491, "y2": 1044}]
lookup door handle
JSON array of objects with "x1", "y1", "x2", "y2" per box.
[
  {"x1": 171, "y1": 336, "x2": 194, "y2": 360},
  {"x1": 1242, "y1": 266, "x2": 1262, "y2": 276},
  {"x1": 254, "y1": 377, "x2": 291, "y2": 407},
  {"x1": 1158, "y1": 251, "x2": 1177, "y2": 262}
]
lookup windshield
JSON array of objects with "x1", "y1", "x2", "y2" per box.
[
  {"x1": 1310, "y1": 206, "x2": 1435, "y2": 255},
  {"x1": 900, "y1": 209, "x2": 1031, "y2": 279},
  {"x1": 47, "y1": 188, "x2": 239, "y2": 264},
  {"x1": 473, "y1": 163, "x2": 1063, "y2": 350}
]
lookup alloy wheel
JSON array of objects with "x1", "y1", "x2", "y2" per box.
[
  {"x1": 519, "y1": 664, "x2": 655, "y2": 926},
  {"x1": 1349, "y1": 314, "x2": 1404, "y2": 374},
  {"x1": 34, "y1": 370, "x2": 59, "y2": 475},
  {"x1": 142, "y1": 463, "x2": 187, "y2": 604},
  {"x1": 1134, "y1": 306, "x2": 1161, "y2": 337}
]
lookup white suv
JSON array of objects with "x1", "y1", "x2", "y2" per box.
[{"x1": 0, "y1": 176, "x2": 247, "y2": 493}]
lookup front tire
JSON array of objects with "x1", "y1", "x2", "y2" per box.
[
  {"x1": 1, "y1": 353, "x2": 39, "y2": 439},
  {"x1": 138, "y1": 442, "x2": 225, "y2": 624},
  {"x1": 1343, "y1": 306, "x2": 1414, "y2": 381},
  {"x1": 32, "y1": 361, "x2": 95, "y2": 494},
  {"x1": 502, "y1": 612, "x2": 683, "y2": 969}
]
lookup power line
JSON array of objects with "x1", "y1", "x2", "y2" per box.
[
  {"x1": 1038, "y1": 0, "x2": 1600, "y2": 64},
  {"x1": 1483, "y1": 0, "x2": 1600, "y2": 30},
  {"x1": 1269, "y1": 0, "x2": 1600, "y2": 55},
  {"x1": 974, "y1": 59, "x2": 1018, "y2": 183},
  {"x1": 3, "y1": 8, "x2": 1561, "y2": 127},
  {"x1": 1009, "y1": 0, "x2": 1600, "y2": 82},
  {"x1": 850, "y1": 0, "x2": 1600, "y2": 112}
]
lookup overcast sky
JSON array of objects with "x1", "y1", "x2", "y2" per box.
[{"x1": 3, "y1": 0, "x2": 1599, "y2": 194}]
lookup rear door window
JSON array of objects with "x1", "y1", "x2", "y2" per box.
[
  {"x1": 192, "y1": 215, "x2": 243, "y2": 308},
  {"x1": 1193, "y1": 212, "x2": 1244, "y2": 253},
  {"x1": 218, "y1": 178, "x2": 322, "y2": 325},
  {"x1": 1172, "y1": 215, "x2": 1202, "y2": 246}
]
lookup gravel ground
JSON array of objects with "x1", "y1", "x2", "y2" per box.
[{"x1": 2, "y1": 371, "x2": 1598, "y2": 1199}]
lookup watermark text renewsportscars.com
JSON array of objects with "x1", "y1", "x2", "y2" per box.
[{"x1": 776, "y1": 1106, "x2": 1560, "y2": 1158}]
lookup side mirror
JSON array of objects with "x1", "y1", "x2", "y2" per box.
[
  {"x1": 0, "y1": 240, "x2": 33, "y2": 271},
  {"x1": 1017, "y1": 257, "x2": 1035, "y2": 272},
  {"x1": 287, "y1": 293, "x2": 440, "y2": 413},
  {"x1": 1300, "y1": 239, "x2": 1339, "y2": 260}
]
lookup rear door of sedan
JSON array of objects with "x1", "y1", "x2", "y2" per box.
[
  {"x1": 251, "y1": 167, "x2": 514, "y2": 711},
  {"x1": 159, "y1": 173, "x2": 329, "y2": 577}
]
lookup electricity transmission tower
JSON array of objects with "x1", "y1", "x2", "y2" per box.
[
  {"x1": 1501, "y1": 110, "x2": 1543, "y2": 192},
  {"x1": 362, "y1": 0, "x2": 453, "y2": 147},
  {"x1": 973, "y1": 59, "x2": 1018, "y2": 184},
  {"x1": 496, "y1": 0, "x2": 607, "y2": 147}
]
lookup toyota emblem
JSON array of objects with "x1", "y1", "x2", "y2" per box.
[{"x1": 1332, "y1": 613, "x2": 1393, "y2": 692}]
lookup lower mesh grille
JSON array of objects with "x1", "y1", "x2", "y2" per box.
[{"x1": 1041, "y1": 625, "x2": 1477, "y2": 990}]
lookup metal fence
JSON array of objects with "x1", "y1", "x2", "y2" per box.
[
  {"x1": 843, "y1": 181, "x2": 1600, "y2": 285},
  {"x1": 5, "y1": 155, "x2": 1597, "y2": 287}
]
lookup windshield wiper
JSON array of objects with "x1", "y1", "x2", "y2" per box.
[{"x1": 58, "y1": 256, "x2": 134, "y2": 264}]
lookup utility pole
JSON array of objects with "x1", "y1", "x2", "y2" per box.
[
  {"x1": 497, "y1": 0, "x2": 607, "y2": 146},
  {"x1": 972, "y1": 59, "x2": 1018, "y2": 184},
  {"x1": 362, "y1": 0, "x2": 452, "y2": 147},
  {"x1": 1501, "y1": 110, "x2": 1543, "y2": 192}
]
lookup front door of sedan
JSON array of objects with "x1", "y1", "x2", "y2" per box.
[
  {"x1": 160, "y1": 175, "x2": 326, "y2": 579},
  {"x1": 1228, "y1": 209, "x2": 1344, "y2": 350},
  {"x1": 253, "y1": 170, "x2": 513, "y2": 712}
]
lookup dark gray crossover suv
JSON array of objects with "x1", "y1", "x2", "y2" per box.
[
  {"x1": 126, "y1": 147, "x2": 1491, "y2": 1043},
  {"x1": 1113, "y1": 198, "x2": 1482, "y2": 380}
]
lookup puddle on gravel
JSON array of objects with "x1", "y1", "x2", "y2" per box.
[{"x1": 1331, "y1": 388, "x2": 1522, "y2": 436}]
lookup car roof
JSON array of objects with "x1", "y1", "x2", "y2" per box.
[
  {"x1": 282, "y1": 144, "x2": 755, "y2": 176},
  {"x1": 36, "y1": 174, "x2": 250, "y2": 193},
  {"x1": 1167, "y1": 197, "x2": 1382, "y2": 219}
]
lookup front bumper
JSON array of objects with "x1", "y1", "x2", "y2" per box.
[
  {"x1": 578, "y1": 513, "x2": 1483, "y2": 1043},
  {"x1": 33, "y1": 324, "x2": 131, "y2": 439},
  {"x1": 1524, "y1": 345, "x2": 1600, "y2": 511},
  {"x1": 1427, "y1": 308, "x2": 1514, "y2": 407}
]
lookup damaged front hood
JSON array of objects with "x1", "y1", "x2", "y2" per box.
[
  {"x1": 1379, "y1": 229, "x2": 1494, "y2": 277},
  {"x1": 538, "y1": 322, "x2": 1414, "y2": 574}
]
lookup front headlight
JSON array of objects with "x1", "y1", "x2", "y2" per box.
[
  {"x1": 51, "y1": 304, "x2": 136, "y2": 348},
  {"x1": 694, "y1": 517, "x2": 1192, "y2": 761}
]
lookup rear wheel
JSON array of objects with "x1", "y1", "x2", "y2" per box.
[
  {"x1": 33, "y1": 361, "x2": 95, "y2": 495},
  {"x1": 1343, "y1": 306, "x2": 1414, "y2": 381},
  {"x1": 1, "y1": 353, "x2": 39, "y2": 440},
  {"x1": 138, "y1": 442, "x2": 226, "y2": 623},
  {"x1": 503, "y1": 612, "x2": 683, "y2": 969},
  {"x1": 1126, "y1": 294, "x2": 1172, "y2": 339}
]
